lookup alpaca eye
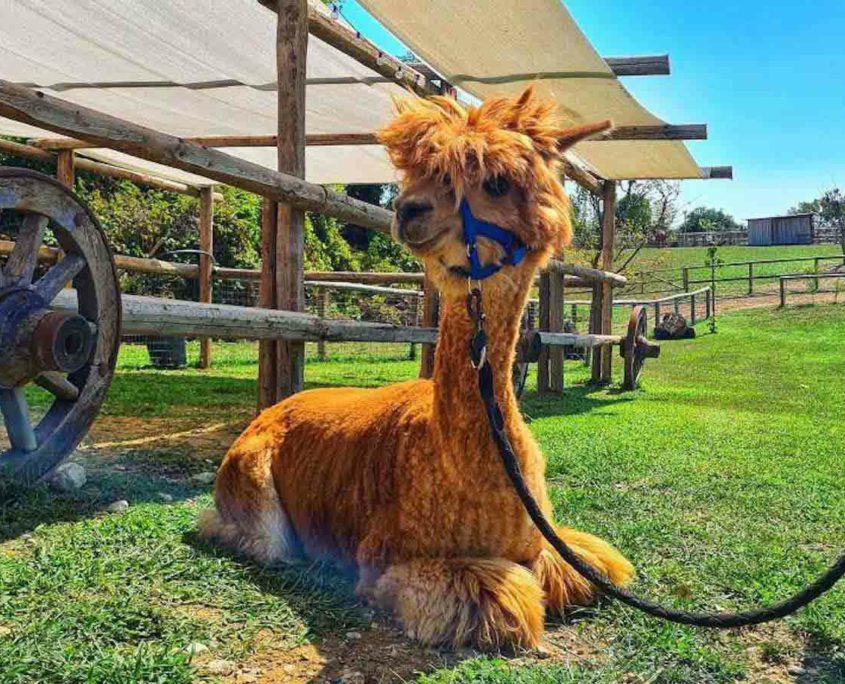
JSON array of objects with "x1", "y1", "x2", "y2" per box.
[{"x1": 483, "y1": 175, "x2": 510, "y2": 198}]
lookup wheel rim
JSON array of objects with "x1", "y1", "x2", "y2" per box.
[
  {"x1": 0, "y1": 168, "x2": 120, "y2": 483},
  {"x1": 623, "y1": 306, "x2": 647, "y2": 390}
]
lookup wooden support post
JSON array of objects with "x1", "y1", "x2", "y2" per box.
[
  {"x1": 537, "y1": 272, "x2": 551, "y2": 392},
  {"x1": 549, "y1": 271, "x2": 564, "y2": 393},
  {"x1": 419, "y1": 274, "x2": 439, "y2": 378},
  {"x1": 269, "y1": 0, "x2": 308, "y2": 403},
  {"x1": 317, "y1": 289, "x2": 329, "y2": 361},
  {"x1": 258, "y1": 197, "x2": 278, "y2": 409},
  {"x1": 780, "y1": 278, "x2": 786, "y2": 307},
  {"x1": 654, "y1": 302, "x2": 661, "y2": 335},
  {"x1": 690, "y1": 293, "x2": 696, "y2": 325},
  {"x1": 198, "y1": 187, "x2": 214, "y2": 369},
  {"x1": 748, "y1": 262, "x2": 754, "y2": 295},
  {"x1": 593, "y1": 181, "x2": 616, "y2": 384},
  {"x1": 682, "y1": 267, "x2": 689, "y2": 292},
  {"x1": 55, "y1": 150, "x2": 75, "y2": 188}
]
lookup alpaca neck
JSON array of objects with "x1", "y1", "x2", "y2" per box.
[{"x1": 431, "y1": 265, "x2": 535, "y2": 448}]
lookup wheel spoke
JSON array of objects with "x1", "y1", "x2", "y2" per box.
[
  {"x1": 34, "y1": 372, "x2": 80, "y2": 401},
  {"x1": 0, "y1": 387, "x2": 37, "y2": 452},
  {"x1": 33, "y1": 253, "x2": 86, "y2": 303},
  {"x1": 1, "y1": 214, "x2": 48, "y2": 288}
]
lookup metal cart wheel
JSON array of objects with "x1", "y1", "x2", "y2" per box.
[{"x1": 0, "y1": 168, "x2": 121, "y2": 483}]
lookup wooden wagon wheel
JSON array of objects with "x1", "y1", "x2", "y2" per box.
[
  {"x1": 620, "y1": 305, "x2": 661, "y2": 390},
  {"x1": 0, "y1": 168, "x2": 120, "y2": 483}
]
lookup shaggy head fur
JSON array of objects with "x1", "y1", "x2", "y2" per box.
[{"x1": 378, "y1": 86, "x2": 611, "y2": 299}]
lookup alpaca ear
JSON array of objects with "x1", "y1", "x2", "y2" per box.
[{"x1": 556, "y1": 119, "x2": 613, "y2": 152}]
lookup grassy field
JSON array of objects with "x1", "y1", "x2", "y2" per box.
[
  {"x1": 2, "y1": 303, "x2": 845, "y2": 682},
  {"x1": 603, "y1": 244, "x2": 845, "y2": 299}
]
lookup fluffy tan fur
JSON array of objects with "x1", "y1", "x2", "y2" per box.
[{"x1": 200, "y1": 87, "x2": 633, "y2": 651}]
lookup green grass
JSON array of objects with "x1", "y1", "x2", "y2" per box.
[
  {"x1": 3, "y1": 304, "x2": 845, "y2": 682},
  {"x1": 615, "y1": 244, "x2": 845, "y2": 298}
]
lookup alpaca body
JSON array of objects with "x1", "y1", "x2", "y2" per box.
[{"x1": 201, "y1": 88, "x2": 634, "y2": 649}]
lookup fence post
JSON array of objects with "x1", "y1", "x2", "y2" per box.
[
  {"x1": 690, "y1": 293, "x2": 696, "y2": 325},
  {"x1": 549, "y1": 271, "x2": 564, "y2": 393},
  {"x1": 538, "y1": 272, "x2": 551, "y2": 392},
  {"x1": 654, "y1": 302, "x2": 661, "y2": 335},
  {"x1": 316, "y1": 289, "x2": 329, "y2": 361},
  {"x1": 779, "y1": 278, "x2": 786, "y2": 307},
  {"x1": 682, "y1": 267, "x2": 690, "y2": 292},
  {"x1": 814, "y1": 257, "x2": 820, "y2": 291},
  {"x1": 420, "y1": 274, "x2": 439, "y2": 379},
  {"x1": 748, "y1": 262, "x2": 753, "y2": 295},
  {"x1": 198, "y1": 186, "x2": 214, "y2": 369}
]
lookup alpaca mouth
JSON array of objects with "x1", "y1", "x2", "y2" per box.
[{"x1": 399, "y1": 226, "x2": 450, "y2": 251}]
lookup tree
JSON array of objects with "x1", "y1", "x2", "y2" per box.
[
  {"x1": 678, "y1": 206, "x2": 741, "y2": 234},
  {"x1": 568, "y1": 179, "x2": 680, "y2": 270},
  {"x1": 790, "y1": 187, "x2": 845, "y2": 251}
]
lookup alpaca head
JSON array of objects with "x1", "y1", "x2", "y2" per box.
[{"x1": 378, "y1": 86, "x2": 611, "y2": 300}]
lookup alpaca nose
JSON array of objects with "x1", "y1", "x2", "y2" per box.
[{"x1": 395, "y1": 198, "x2": 433, "y2": 228}]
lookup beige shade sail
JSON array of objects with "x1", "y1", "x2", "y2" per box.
[
  {"x1": 0, "y1": 0, "x2": 401, "y2": 186},
  {"x1": 359, "y1": 0, "x2": 705, "y2": 180},
  {"x1": 0, "y1": 0, "x2": 705, "y2": 188}
]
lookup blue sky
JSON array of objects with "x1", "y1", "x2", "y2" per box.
[{"x1": 341, "y1": 0, "x2": 845, "y2": 224}]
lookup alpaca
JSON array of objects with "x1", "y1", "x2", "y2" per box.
[{"x1": 200, "y1": 87, "x2": 634, "y2": 650}]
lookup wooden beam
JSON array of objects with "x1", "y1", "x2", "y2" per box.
[
  {"x1": 545, "y1": 260, "x2": 627, "y2": 286},
  {"x1": 562, "y1": 159, "x2": 603, "y2": 195},
  {"x1": 52, "y1": 290, "x2": 438, "y2": 343},
  {"x1": 257, "y1": 1, "x2": 433, "y2": 96},
  {"x1": 598, "y1": 124, "x2": 706, "y2": 141},
  {"x1": 30, "y1": 124, "x2": 706, "y2": 151},
  {"x1": 701, "y1": 166, "x2": 733, "y2": 179},
  {"x1": 198, "y1": 187, "x2": 214, "y2": 369},
  {"x1": 0, "y1": 137, "x2": 223, "y2": 200},
  {"x1": 0, "y1": 79, "x2": 394, "y2": 233},
  {"x1": 605, "y1": 55, "x2": 670, "y2": 76}
]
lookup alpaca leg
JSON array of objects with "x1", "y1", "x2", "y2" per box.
[
  {"x1": 198, "y1": 448, "x2": 299, "y2": 566},
  {"x1": 533, "y1": 525, "x2": 634, "y2": 614},
  {"x1": 373, "y1": 557, "x2": 545, "y2": 651}
]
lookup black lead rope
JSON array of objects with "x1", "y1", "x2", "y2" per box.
[{"x1": 467, "y1": 287, "x2": 845, "y2": 628}]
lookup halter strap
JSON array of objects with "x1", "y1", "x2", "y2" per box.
[{"x1": 452, "y1": 198, "x2": 529, "y2": 280}]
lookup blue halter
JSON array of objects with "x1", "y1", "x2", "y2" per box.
[{"x1": 455, "y1": 197, "x2": 529, "y2": 280}]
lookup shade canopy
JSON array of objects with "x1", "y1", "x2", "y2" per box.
[{"x1": 0, "y1": 0, "x2": 706, "y2": 189}]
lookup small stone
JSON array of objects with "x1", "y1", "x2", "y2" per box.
[
  {"x1": 787, "y1": 665, "x2": 806, "y2": 676},
  {"x1": 345, "y1": 631, "x2": 362, "y2": 640},
  {"x1": 49, "y1": 463, "x2": 86, "y2": 492},
  {"x1": 338, "y1": 670, "x2": 365, "y2": 684},
  {"x1": 190, "y1": 471, "x2": 216, "y2": 485},
  {"x1": 185, "y1": 642, "x2": 208, "y2": 655},
  {"x1": 205, "y1": 659, "x2": 235, "y2": 676},
  {"x1": 106, "y1": 500, "x2": 129, "y2": 513},
  {"x1": 157, "y1": 492, "x2": 174, "y2": 502}
]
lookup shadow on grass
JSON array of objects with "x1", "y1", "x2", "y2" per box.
[
  {"x1": 0, "y1": 461, "x2": 204, "y2": 543},
  {"x1": 184, "y1": 530, "x2": 474, "y2": 683},
  {"x1": 521, "y1": 382, "x2": 633, "y2": 419}
]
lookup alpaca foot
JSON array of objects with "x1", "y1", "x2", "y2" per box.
[
  {"x1": 373, "y1": 557, "x2": 544, "y2": 651},
  {"x1": 533, "y1": 526, "x2": 634, "y2": 614}
]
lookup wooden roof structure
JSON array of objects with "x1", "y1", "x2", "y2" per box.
[{"x1": 0, "y1": 0, "x2": 732, "y2": 402}]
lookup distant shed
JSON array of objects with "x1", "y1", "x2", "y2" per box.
[{"x1": 747, "y1": 213, "x2": 815, "y2": 246}]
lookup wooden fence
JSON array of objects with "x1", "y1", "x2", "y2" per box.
[{"x1": 779, "y1": 273, "x2": 845, "y2": 307}]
